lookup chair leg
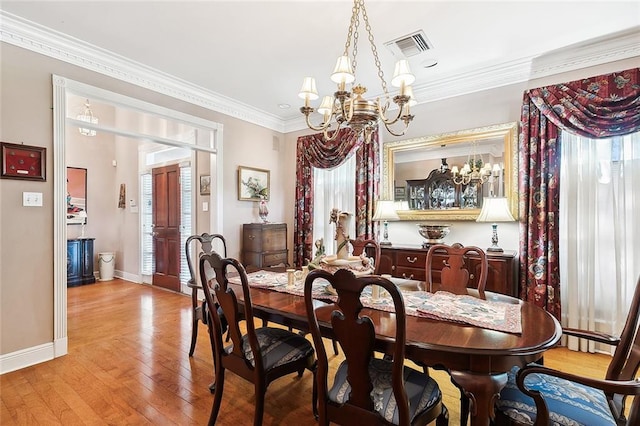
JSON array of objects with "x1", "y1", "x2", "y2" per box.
[
  {"x1": 332, "y1": 339, "x2": 339, "y2": 356},
  {"x1": 436, "y1": 403, "x2": 449, "y2": 426},
  {"x1": 311, "y1": 365, "x2": 318, "y2": 420},
  {"x1": 459, "y1": 393, "x2": 469, "y2": 426},
  {"x1": 189, "y1": 290, "x2": 201, "y2": 357},
  {"x1": 253, "y1": 381, "x2": 266, "y2": 426},
  {"x1": 208, "y1": 367, "x2": 225, "y2": 426}
]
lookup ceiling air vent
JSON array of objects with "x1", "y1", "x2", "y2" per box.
[{"x1": 385, "y1": 30, "x2": 433, "y2": 58}]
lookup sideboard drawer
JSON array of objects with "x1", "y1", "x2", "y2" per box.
[
  {"x1": 395, "y1": 266, "x2": 426, "y2": 281},
  {"x1": 395, "y1": 250, "x2": 426, "y2": 268},
  {"x1": 263, "y1": 250, "x2": 288, "y2": 267}
]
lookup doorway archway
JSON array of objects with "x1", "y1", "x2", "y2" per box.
[{"x1": 52, "y1": 76, "x2": 223, "y2": 358}]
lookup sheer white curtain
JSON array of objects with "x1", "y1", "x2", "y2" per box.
[
  {"x1": 312, "y1": 155, "x2": 356, "y2": 257},
  {"x1": 559, "y1": 131, "x2": 640, "y2": 353}
]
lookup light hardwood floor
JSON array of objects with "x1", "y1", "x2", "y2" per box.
[{"x1": 1, "y1": 279, "x2": 611, "y2": 425}]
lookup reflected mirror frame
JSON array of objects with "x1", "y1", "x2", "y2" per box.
[{"x1": 382, "y1": 122, "x2": 518, "y2": 221}]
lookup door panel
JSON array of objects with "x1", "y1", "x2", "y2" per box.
[{"x1": 152, "y1": 164, "x2": 181, "y2": 291}]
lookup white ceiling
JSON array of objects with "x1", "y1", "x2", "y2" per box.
[{"x1": 2, "y1": 1, "x2": 639, "y2": 132}]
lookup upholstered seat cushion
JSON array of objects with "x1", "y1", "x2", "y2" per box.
[
  {"x1": 242, "y1": 327, "x2": 314, "y2": 371},
  {"x1": 328, "y1": 358, "x2": 442, "y2": 425},
  {"x1": 496, "y1": 365, "x2": 617, "y2": 426}
]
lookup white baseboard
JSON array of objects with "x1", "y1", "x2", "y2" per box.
[{"x1": 0, "y1": 342, "x2": 56, "y2": 375}]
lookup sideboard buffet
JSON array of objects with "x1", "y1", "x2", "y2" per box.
[
  {"x1": 378, "y1": 245, "x2": 518, "y2": 297},
  {"x1": 67, "y1": 238, "x2": 96, "y2": 287}
]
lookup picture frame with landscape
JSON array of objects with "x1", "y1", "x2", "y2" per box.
[{"x1": 238, "y1": 166, "x2": 269, "y2": 201}]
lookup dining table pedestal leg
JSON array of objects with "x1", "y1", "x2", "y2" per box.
[{"x1": 449, "y1": 370, "x2": 508, "y2": 426}]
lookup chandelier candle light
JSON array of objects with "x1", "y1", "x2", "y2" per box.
[
  {"x1": 298, "y1": 0, "x2": 417, "y2": 143},
  {"x1": 476, "y1": 197, "x2": 515, "y2": 252},
  {"x1": 372, "y1": 200, "x2": 400, "y2": 246},
  {"x1": 77, "y1": 99, "x2": 98, "y2": 137},
  {"x1": 451, "y1": 141, "x2": 494, "y2": 185}
]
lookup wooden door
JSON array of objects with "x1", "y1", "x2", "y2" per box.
[{"x1": 152, "y1": 164, "x2": 181, "y2": 292}]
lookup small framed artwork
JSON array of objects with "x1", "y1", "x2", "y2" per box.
[
  {"x1": 1, "y1": 142, "x2": 46, "y2": 181},
  {"x1": 200, "y1": 175, "x2": 211, "y2": 196},
  {"x1": 238, "y1": 166, "x2": 269, "y2": 201},
  {"x1": 394, "y1": 186, "x2": 406, "y2": 201}
]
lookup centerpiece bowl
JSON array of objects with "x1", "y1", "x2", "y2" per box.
[{"x1": 417, "y1": 224, "x2": 451, "y2": 247}]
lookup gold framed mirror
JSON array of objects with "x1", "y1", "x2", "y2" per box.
[{"x1": 382, "y1": 122, "x2": 518, "y2": 221}]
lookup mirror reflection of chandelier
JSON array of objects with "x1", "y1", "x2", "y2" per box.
[
  {"x1": 77, "y1": 99, "x2": 98, "y2": 137},
  {"x1": 450, "y1": 141, "x2": 497, "y2": 185},
  {"x1": 298, "y1": 0, "x2": 417, "y2": 143}
]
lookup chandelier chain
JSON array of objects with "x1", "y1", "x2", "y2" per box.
[
  {"x1": 359, "y1": 0, "x2": 387, "y2": 95},
  {"x1": 350, "y1": 1, "x2": 360, "y2": 76}
]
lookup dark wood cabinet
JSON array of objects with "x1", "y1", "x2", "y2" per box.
[
  {"x1": 67, "y1": 238, "x2": 96, "y2": 287},
  {"x1": 242, "y1": 223, "x2": 288, "y2": 268},
  {"x1": 379, "y1": 245, "x2": 518, "y2": 297}
]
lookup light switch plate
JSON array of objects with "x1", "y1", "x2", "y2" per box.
[
  {"x1": 23, "y1": 192, "x2": 43, "y2": 206},
  {"x1": 202, "y1": 201, "x2": 209, "y2": 212}
]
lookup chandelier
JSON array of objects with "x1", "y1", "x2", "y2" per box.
[
  {"x1": 298, "y1": 0, "x2": 416, "y2": 143},
  {"x1": 77, "y1": 99, "x2": 98, "y2": 137},
  {"x1": 450, "y1": 142, "x2": 497, "y2": 186}
]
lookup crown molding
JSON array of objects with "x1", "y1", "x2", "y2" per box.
[
  {"x1": 2, "y1": 11, "x2": 637, "y2": 135},
  {"x1": 0, "y1": 12, "x2": 285, "y2": 132},
  {"x1": 285, "y1": 27, "x2": 640, "y2": 133}
]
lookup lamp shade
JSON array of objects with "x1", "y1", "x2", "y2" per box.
[
  {"x1": 330, "y1": 55, "x2": 355, "y2": 84},
  {"x1": 476, "y1": 197, "x2": 514, "y2": 223},
  {"x1": 372, "y1": 200, "x2": 400, "y2": 221},
  {"x1": 298, "y1": 77, "x2": 319, "y2": 101},
  {"x1": 391, "y1": 59, "x2": 415, "y2": 87}
]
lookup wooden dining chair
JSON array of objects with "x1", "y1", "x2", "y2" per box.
[
  {"x1": 304, "y1": 268, "x2": 449, "y2": 426},
  {"x1": 349, "y1": 237, "x2": 381, "y2": 274},
  {"x1": 185, "y1": 233, "x2": 227, "y2": 356},
  {"x1": 200, "y1": 252, "x2": 317, "y2": 426},
  {"x1": 426, "y1": 242, "x2": 488, "y2": 299},
  {"x1": 495, "y1": 275, "x2": 640, "y2": 426},
  {"x1": 426, "y1": 242, "x2": 488, "y2": 426}
]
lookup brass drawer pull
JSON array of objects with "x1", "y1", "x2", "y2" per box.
[
  {"x1": 470, "y1": 273, "x2": 475, "y2": 280},
  {"x1": 248, "y1": 234, "x2": 255, "y2": 240},
  {"x1": 402, "y1": 273, "x2": 414, "y2": 280},
  {"x1": 406, "y1": 256, "x2": 418, "y2": 264}
]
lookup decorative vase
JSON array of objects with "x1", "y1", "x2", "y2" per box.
[
  {"x1": 258, "y1": 198, "x2": 269, "y2": 223},
  {"x1": 330, "y1": 208, "x2": 352, "y2": 260}
]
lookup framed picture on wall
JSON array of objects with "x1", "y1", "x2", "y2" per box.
[
  {"x1": 200, "y1": 175, "x2": 211, "y2": 195},
  {"x1": 238, "y1": 166, "x2": 269, "y2": 201},
  {"x1": 67, "y1": 167, "x2": 87, "y2": 225},
  {"x1": 1, "y1": 142, "x2": 46, "y2": 181}
]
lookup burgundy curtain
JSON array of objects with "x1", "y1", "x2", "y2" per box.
[
  {"x1": 519, "y1": 68, "x2": 640, "y2": 320},
  {"x1": 293, "y1": 128, "x2": 379, "y2": 267}
]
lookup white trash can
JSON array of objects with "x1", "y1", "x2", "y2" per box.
[{"x1": 99, "y1": 252, "x2": 115, "y2": 281}]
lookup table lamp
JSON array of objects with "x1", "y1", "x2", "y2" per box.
[
  {"x1": 476, "y1": 197, "x2": 514, "y2": 252},
  {"x1": 373, "y1": 200, "x2": 399, "y2": 246}
]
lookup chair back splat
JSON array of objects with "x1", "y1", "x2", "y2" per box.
[
  {"x1": 200, "y1": 252, "x2": 317, "y2": 426},
  {"x1": 426, "y1": 243, "x2": 488, "y2": 300},
  {"x1": 304, "y1": 269, "x2": 448, "y2": 426},
  {"x1": 185, "y1": 233, "x2": 227, "y2": 356}
]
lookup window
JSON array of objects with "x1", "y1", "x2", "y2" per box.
[
  {"x1": 312, "y1": 155, "x2": 356, "y2": 257},
  {"x1": 559, "y1": 131, "x2": 640, "y2": 353}
]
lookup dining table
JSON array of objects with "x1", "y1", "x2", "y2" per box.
[{"x1": 229, "y1": 268, "x2": 562, "y2": 426}]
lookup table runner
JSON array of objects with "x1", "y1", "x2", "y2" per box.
[{"x1": 229, "y1": 271, "x2": 521, "y2": 334}]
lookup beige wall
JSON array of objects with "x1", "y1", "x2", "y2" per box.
[
  {"x1": 1, "y1": 38, "x2": 638, "y2": 362},
  {"x1": 0, "y1": 43, "x2": 288, "y2": 356}
]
